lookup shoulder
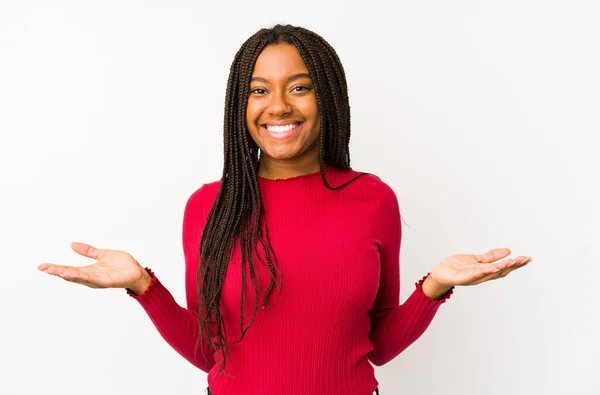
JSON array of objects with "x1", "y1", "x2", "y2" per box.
[
  {"x1": 345, "y1": 169, "x2": 399, "y2": 204},
  {"x1": 184, "y1": 179, "x2": 222, "y2": 215}
]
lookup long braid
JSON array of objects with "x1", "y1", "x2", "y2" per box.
[{"x1": 196, "y1": 25, "x2": 375, "y2": 383}]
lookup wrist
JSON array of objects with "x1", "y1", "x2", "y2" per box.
[
  {"x1": 421, "y1": 275, "x2": 453, "y2": 300},
  {"x1": 129, "y1": 267, "x2": 152, "y2": 295}
]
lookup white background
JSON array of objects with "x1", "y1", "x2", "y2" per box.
[{"x1": 1, "y1": 1, "x2": 598, "y2": 394}]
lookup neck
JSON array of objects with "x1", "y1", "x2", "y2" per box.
[{"x1": 257, "y1": 150, "x2": 321, "y2": 180}]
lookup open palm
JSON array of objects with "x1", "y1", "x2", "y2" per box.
[
  {"x1": 38, "y1": 242, "x2": 147, "y2": 290},
  {"x1": 430, "y1": 248, "x2": 532, "y2": 287}
]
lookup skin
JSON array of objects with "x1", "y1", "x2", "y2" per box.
[
  {"x1": 37, "y1": 43, "x2": 532, "y2": 298},
  {"x1": 246, "y1": 43, "x2": 321, "y2": 180}
]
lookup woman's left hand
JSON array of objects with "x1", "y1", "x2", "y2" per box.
[{"x1": 424, "y1": 248, "x2": 532, "y2": 298}]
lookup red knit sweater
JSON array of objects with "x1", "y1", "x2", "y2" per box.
[{"x1": 128, "y1": 166, "x2": 453, "y2": 394}]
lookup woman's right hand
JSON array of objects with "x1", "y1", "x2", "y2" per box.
[{"x1": 38, "y1": 242, "x2": 152, "y2": 295}]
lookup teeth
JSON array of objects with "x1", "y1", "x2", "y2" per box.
[{"x1": 266, "y1": 123, "x2": 300, "y2": 133}]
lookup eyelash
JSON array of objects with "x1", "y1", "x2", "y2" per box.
[{"x1": 250, "y1": 86, "x2": 310, "y2": 95}]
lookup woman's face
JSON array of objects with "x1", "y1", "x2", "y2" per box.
[{"x1": 246, "y1": 43, "x2": 320, "y2": 167}]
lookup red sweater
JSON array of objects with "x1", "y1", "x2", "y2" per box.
[{"x1": 128, "y1": 166, "x2": 453, "y2": 394}]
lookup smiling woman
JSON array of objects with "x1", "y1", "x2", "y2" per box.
[
  {"x1": 246, "y1": 44, "x2": 321, "y2": 177},
  {"x1": 38, "y1": 23, "x2": 532, "y2": 395}
]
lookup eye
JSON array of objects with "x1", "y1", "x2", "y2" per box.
[
  {"x1": 292, "y1": 85, "x2": 310, "y2": 92},
  {"x1": 251, "y1": 88, "x2": 266, "y2": 95}
]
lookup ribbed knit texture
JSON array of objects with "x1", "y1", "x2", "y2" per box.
[{"x1": 128, "y1": 166, "x2": 453, "y2": 395}]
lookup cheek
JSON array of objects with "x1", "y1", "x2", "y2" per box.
[
  {"x1": 305, "y1": 103, "x2": 320, "y2": 134},
  {"x1": 301, "y1": 97, "x2": 319, "y2": 125},
  {"x1": 245, "y1": 100, "x2": 263, "y2": 125},
  {"x1": 244, "y1": 110, "x2": 255, "y2": 141},
  {"x1": 245, "y1": 106, "x2": 256, "y2": 128}
]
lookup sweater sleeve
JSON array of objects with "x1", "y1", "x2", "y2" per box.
[
  {"x1": 367, "y1": 182, "x2": 454, "y2": 366},
  {"x1": 126, "y1": 185, "x2": 216, "y2": 373}
]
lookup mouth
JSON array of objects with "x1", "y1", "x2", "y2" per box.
[{"x1": 261, "y1": 122, "x2": 304, "y2": 139}]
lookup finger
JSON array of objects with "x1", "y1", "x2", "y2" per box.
[
  {"x1": 72, "y1": 278, "x2": 102, "y2": 288},
  {"x1": 39, "y1": 262, "x2": 110, "y2": 287},
  {"x1": 505, "y1": 257, "x2": 532, "y2": 272},
  {"x1": 37, "y1": 263, "x2": 54, "y2": 271},
  {"x1": 469, "y1": 263, "x2": 512, "y2": 284},
  {"x1": 38, "y1": 264, "x2": 88, "y2": 282},
  {"x1": 463, "y1": 264, "x2": 502, "y2": 283},
  {"x1": 59, "y1": 274, "x2": 103, "y2": 288},
  {"x1": 470, "y1": 270, "x2": 504, "y2": 285},
  {"x1": 70, "y1": 242, "x2": 106, "y2": 260},
  {"x1": 38, "y1": 264, "x2": 102, "y2": 288},
  {"x1": 471, "y1": 257, "x2": 533, "y2": 285},
  {"x1": 60, "y1": 265, "x2": 107, "y2": 286},
  {"x1": 474, "y1": 248, "x2": 511, "y2": 263},
  {"x1": 459, "y1": 261, "x2": 510, "y2": 285},
  {"x1": 38, "y1": 263, "x2": 73, "y2": 276},
  {"x1": 491, "y1": 255, "x2": 531, "y2": 271}
]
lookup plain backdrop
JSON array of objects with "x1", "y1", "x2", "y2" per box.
[{"x1": 1, "y1": 1, "x2": 598, "y2": 394}]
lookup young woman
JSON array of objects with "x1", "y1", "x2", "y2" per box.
[{"x1": 38, "y1": 24, "x2": 532, "y2": 395}]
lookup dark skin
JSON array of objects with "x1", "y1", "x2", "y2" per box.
[
  {"x1": 37, "y1": 44, "x2": 532, "y2": 298},
  {"x1": 246, "y1": 43, "x2": 321, "y2": 180}
]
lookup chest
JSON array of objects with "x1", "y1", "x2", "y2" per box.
[{"x1": 219, "y1": 199, "x2": 382, "y2": 328}]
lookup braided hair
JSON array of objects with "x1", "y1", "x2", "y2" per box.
[{"x1": 196, "y1": 24, "x2": 372, "y2": 381}]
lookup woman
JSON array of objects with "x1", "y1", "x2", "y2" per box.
[{"x1": 38, "y1": 24, "x2": 531, "y2": 395}]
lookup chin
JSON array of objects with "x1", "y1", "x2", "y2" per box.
[
  {"x1": 262, "y1": 148, "x2": 302, "y2": 160},
  {"x1": 258, "y1": 141, "x2": 301, "y2": 157}
]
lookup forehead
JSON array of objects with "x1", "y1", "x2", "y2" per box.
[{"x1": 252, "y1": 43, "x2": 309, "y2": 78}]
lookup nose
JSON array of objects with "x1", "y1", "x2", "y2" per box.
[{"x1": 267, "y1": 90, "x2": 292, "y2": 117}]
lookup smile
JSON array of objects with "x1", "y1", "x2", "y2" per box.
[{"x1": 262, "y1": 122, "x2": 303, "y2": 139}]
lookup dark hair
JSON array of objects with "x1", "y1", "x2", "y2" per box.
[{"x1": 196, "y1": 24, "x2": 371, "y2": 381}]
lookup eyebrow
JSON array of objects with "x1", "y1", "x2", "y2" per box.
[{"x1": 250, "y1": 73, "x2": 312, "y2": 84}]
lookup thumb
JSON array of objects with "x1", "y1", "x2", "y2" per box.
[{"x1": 70, "y1": 241, "x2": 104, "y2": 260}]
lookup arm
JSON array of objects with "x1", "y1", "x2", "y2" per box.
[
  {"x1": 127, "y1": 185, "x2": 216, "y2": 372},
  {"x1": 367, "y1": 183, "x2": 454, "y2": 366}
]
